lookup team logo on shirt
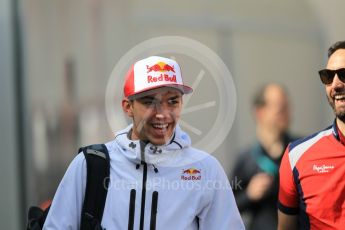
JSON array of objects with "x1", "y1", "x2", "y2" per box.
[
  {"x1": 181, "y1": 168, "x2": 201, "y2": 180},
  {"x1": 312, "y1": 164, "x2": 335, "y2": 173}
]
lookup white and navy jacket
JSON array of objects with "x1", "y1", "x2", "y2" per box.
[{"x1": 44, "y1": 125, "x2": 244, "y2": 229}]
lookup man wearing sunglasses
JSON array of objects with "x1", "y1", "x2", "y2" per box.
[{"x1": 278, "y1": 41, "x2": 345, "y2": 230}]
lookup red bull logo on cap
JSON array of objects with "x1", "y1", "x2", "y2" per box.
[
  {"x1": 124, "y1": 56, "x2": 192, "y2": 98},
  {"x1": 181, "y1": 168, "x2": 202, "y2": 180},
  {"x1": 147, "y1": 74, "x2": 177, "y2": 83},
  {"x1": 146, "y1": 62, "x2": 175, "y2": 73},
  {"x1": 146, "y1": 62, "x2": 177, "y2": 84}
]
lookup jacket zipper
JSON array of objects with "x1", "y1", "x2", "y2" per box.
[
  {"x1": 138, "y1": 141, "x2": 159, "y2": 230},
  {"x1": 150, "y1": 191, "x2": 159, "y2": 230},
  {"x1": 139, "y1": 161, "x2": 147, "y2": 230},
  {"x1": 128, "y1": 189, "x2": 136, "y2": 230}
]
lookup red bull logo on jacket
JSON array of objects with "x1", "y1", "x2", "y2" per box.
[{"x1": 181, "y1": 168, "x2": 201, "y2": 180}]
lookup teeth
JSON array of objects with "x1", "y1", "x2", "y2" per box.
[
  {"x1": 335, "y1": 95, "x2": 345, "y2": 100},
  {"x1": 152, "y1": 124, "x2": 168, "y2": 129}
]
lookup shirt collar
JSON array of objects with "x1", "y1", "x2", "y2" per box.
[{"x1": 333, "y1": 119, "x2": 345, "y2": 145}]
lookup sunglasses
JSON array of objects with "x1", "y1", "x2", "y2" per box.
[{"x1": 319, "y1": 68, "x2": 345, "y2": 85}]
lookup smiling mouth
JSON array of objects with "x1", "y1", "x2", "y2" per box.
[
  {"x1": 334, "y1": 94, "x2": 345, "y2": 102},
  {"x1": 152, "y1": 123, "x2": 169, "y2": 129}
]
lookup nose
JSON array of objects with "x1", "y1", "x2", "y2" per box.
[
  {"x1": 154, "y1": 103, "x2": 167, "y2": 119},
  {"x1": 331, "y1": 74, "x2": 344, "y2": 89}
]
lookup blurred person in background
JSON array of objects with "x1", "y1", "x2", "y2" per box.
[
  {"x1": 231, "y1": 83, "x2": 298, "y2": 230},
  {"x1": 278, "y1": 41, "x2": 345, "y2": 229}
]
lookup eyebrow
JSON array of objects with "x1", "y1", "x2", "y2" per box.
[
  {"x1": 139, "y1": 96, "x2": 155, "y2": 100},
  {"x1": 168, "y1": 95, "x2": 181, "y2": 100}
]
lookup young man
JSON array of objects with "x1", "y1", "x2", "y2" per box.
[
  {"x1": 43, "y1": 56, "x2": 244, "y2": 229},
  {"x1": 232, "y1": 83, "x2": 297, "y2": 230},
  {"x1": 278, "y1": 41, "x2": 345, "y2": 229}
]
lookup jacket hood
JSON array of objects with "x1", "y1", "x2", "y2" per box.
[{"x1": 114, "y1": 124, "x2": 191, "y2": 165}]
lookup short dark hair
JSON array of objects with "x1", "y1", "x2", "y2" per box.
[
  {"x1": 328, "y1": 41, "x2": 345, "y2": 58},
  {"x1": 253, "y1": 85, "x2": 267, "y2": 108},
  {"x1": 252, "y1": 83, "x2": 288, "y2": 108}
]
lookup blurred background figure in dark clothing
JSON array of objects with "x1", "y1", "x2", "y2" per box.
[{"x1": 231, "y1": 83, "x2": 298, "y2": 230}]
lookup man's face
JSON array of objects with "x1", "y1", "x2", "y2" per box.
[
  {"x1": 326, "y1": 49, "x2": 345, "y2": 122},
  {"x1": 122, "y1": 88, "x2": 183, "y2": 145}
]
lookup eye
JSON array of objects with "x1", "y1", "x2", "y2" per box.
[
  {"x1": 168, "y1": 99, "x2": 178, "y2": 105},
  {"x1": 137, "y1": 98, "x2": 154, "y2": 106},
  {"x1": 168, "y1": 97, "x2": 181, "y2": 105},
  {"x1": 143, "y1": 100, "x2": 155, "y2": 106}
]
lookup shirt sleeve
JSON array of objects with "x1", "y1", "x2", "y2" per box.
[
  {"x1": 198, "y1": 157, "x2": 245, "y2": 230},
  {"x1": 43, "y1": 153, "x2": 87, "y2": 230},
  {"x1": 278, "y1": 146, "x2": 299, "y2": 215}
]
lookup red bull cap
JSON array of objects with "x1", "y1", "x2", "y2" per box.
[{"x1": 124, "y1": 56, "x2": 193, "y2": 99}]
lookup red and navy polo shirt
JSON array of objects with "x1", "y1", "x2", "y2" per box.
[{"x1": 279, "y1": 121, "x2": 345, "y2": 229}]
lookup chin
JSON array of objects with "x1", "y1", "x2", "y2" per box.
[
  {"x1": 148, "y1": 130, "x2": 174, "y2": 146},
  {"x1": 336, "y1": 111, "x2": 345, "y2": 122},
  {"x1": 148, "y1": 135, "x2": 170, "y2": 146},
  {"x1": 150, "y1": 140, "x2": 167, "y2": 146}
]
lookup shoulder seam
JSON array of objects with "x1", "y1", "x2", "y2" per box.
[{"x1": 288, "y1": 128, "x2": 333, "y2": 169}]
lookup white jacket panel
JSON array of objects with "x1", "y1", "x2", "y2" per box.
[{"x1": 44, "y1": 125, "x2": 244, "y2": 229}]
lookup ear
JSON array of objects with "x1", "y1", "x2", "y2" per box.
[{"x1": 122, "y1": 98, "x2": 134, "y2": 117}]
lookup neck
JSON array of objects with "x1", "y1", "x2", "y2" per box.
[
  {"x1": 336, "y1": 118, "x2": 345, "y2": 137},
  {"x1": 256, "y1": 125, "x2": 284, "y2": 159}
]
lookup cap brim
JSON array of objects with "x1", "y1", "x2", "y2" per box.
[{"x1": 127, "y1": 84, "x2": 193, "y2": 100}]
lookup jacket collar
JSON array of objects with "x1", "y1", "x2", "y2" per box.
[{"x1": 114, "y1": 124, "x2": 191, "y2": 165}]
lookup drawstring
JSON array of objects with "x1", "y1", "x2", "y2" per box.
[
  {"x1": 152, "y1": 164, "x2": 159, "y2": 173},
  {"x1": 135, "y1": 140, "x2": 160, "y2": 173},
  {"x1": 136, "y1": 163, "x2": 159, "y2": 173}
]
